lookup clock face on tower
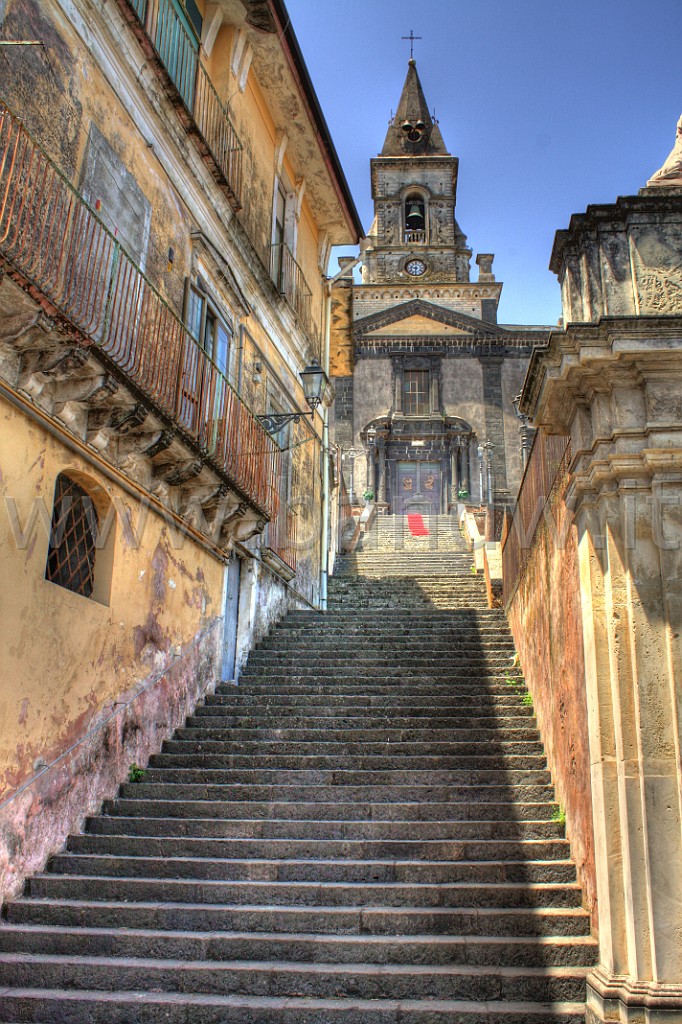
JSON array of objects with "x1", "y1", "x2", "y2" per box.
[{"x1": 405, "y1": 258, "x2": 427, "y2": 277}]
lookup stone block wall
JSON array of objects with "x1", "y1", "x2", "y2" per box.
[{"x1": 506, "y1": 474, "x2": 597, "y2": 927}]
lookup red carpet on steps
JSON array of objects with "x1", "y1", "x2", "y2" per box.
[{"x1": 407, "y1": 513, "x2": 429, "y2": 537}]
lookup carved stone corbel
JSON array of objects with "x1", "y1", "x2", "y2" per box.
[
  {"x1": 142, "y1": 430, "x2": 174, "y2": 459},
  {"x1": 87, "y1": 403, "x2": 147, "y2": 452},
  {"x1": 17, "y1": 345, "x2": 89, "y2": 397},
  {"x1": 234, "y1": 516, "x2": 266, "y2": 543}
]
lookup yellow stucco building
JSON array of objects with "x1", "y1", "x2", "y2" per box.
[{"x1": 0, "y1": 0, "x2": 361, "y2": 897}]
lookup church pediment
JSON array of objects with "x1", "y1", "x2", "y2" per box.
[
  {"x1": 354, "y1": 300, "x2": 507, "y2": 341},
  {"x1": 364, "y1": 314, "x2": 471, "y2": 338}
]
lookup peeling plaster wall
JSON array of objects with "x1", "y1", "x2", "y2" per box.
[
  {"x1": 506, "y1": 477, "x2": 597, "y2": 928},
  {"x1": 234, "y1": 560, "x2": 308, "y2": 677},
  {"x1": 0, "y1": 399, "x2": 224, "y2": 901}
]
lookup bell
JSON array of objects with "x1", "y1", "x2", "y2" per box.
[{"x1": 406, "y1": 203, "x2": 423, "y2": 227}]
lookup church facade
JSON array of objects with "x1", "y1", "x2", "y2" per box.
[{"x1": 330, "y1": 59, "x2": 549, "y2": 512}]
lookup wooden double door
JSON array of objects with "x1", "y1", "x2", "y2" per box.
[{"x1": 395, "y1": 461, "x2": 442, "y2": 516}]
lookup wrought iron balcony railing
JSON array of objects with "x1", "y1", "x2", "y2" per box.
[
  {"x1": 121, "y1": 0, "x2": 243, "y2": 209},
  {"x1": 270, "y1": 242, "x2": 314, "y2": 339},
  {"x1": 266, "y1": 502, "x2": 298, "y2": 575},
  {"x1": 0, "y1": 104, "x2": 279, "y2": 520}
]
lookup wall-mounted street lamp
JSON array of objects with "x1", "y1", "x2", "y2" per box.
[
  {"x1": 257, "y1": 360, "x2": 331, "y2": 435},
  {"x1": 512, "y1": 392, "x2": 533, "y2": 469}
]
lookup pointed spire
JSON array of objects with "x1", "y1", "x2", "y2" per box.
[{"x1": 381, "y1": 60, "x2": 448, "y2": 156}]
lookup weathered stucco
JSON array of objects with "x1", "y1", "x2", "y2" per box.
[
  {"x1": 0, "y1": 398, "x2": 224, "y2": 900},
  {"x1": 506, "y1": 471, "x2": 597, "y2": 928}
]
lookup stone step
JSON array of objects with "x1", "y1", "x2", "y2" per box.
[
  {"x1": 134, "y1": 767, "x2": 554, "y2": 787},
  {"x1": 255, "y1": 644, "x2": 517, "y2": 656},
  {"x1": 0, "y1": 988, "x2": 591, "y2": 1024},
  {"x1": 150, "y1": 753, "x2": 549, "y2": 771},
  {"x1": 67, "y1": 831, "x2": 570, "y2": 860},
  {"x1": 26, "y1": 875, "x2": 582, "y2": 910},
  {"x1": 206, "y1": 694, "x2": 529, "y2": 709},
  {"x1": 189, "y1": 714, "x2": 536, "y2": 729},
  {"x1": 282, "y1": 611, "x2": 503, "y2": 621},
  {"x1": 166, "y1": 730, "x2": 542, "y2": 746},
  {"x1": 81, "y1": 816, "x2": 564, "y2": 842},
  {"x1": 98, "y1": 798, "x2": 557, "y2": 826},
  {"x1": 0, "y1": 924, "x2": 598, "y2": 967},
  {"x1": 45, "y1": 854, "x2": 576, "y2": 885},
  {"x1": 231, "y1": 681, "x2": 529, "y2": 693},
  {"x1": 148, "y1": 752, "x2": 550, "y2": 771},
  {"x1": 0, "y1": 953, "x2": 591, "y2": 1002},
  {"x1": 271, "y1": 626, "x2": 505, "y2": 636},
  {"x1": 7, "y1": 899, "x2": 591, "y2": 937},
  {"x1": 325, "y1": 598, "x2": 487, "y2": 604},
  {"x1": 245, "y1": 654, "x2": 516, "y2": 666},
  {"x1": 120, "y1": 781, "x2": 558, "y2": 803}
]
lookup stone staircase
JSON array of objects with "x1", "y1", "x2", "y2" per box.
[
  {"x1": 0, "y1": 549, "x2": 597, "y2": 1022},
  {"x1": 360, "y1": 513, "x2": 466, "y2": 552}
]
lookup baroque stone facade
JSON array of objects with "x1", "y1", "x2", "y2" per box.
[
  {"x1": 517, "y1": 183, "x2": 682, "y2": 1024},
  {"x1": 330, "y1": 59, "x2": 549, "y2": 510}
]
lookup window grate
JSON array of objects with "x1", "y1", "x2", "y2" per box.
[{"x1": 45, "y1": 475, "x2": 99, "y2": 599}]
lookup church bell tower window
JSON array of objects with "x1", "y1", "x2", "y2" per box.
[{"x1": 404, "y1": 192, "x2": 426, "y2": 244}]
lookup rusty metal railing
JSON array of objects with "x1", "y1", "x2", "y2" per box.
[
  {"x1": 270, "y1": 242, "x2": 314, "y2": 338},
  {"x1": 267, "y1": 502, "x2": 298, "y2": 574},
  {"x1": 0, "y1": 104, "x2": 279, "y2": 519},
  {"x1": 123, "y1": 0, "x2": 242, "y2": 207},
  {"x1": 502, "y1": 430, "x2": 572, "y2": 605}
]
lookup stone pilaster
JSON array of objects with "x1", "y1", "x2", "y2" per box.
[{"x1": 479, "y1": 355, "x2": 508, "y2": 495}]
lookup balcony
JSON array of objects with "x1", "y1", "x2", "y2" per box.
[
  {"x1": 405, "y1": 229, "x2": 427, "y2": 244},
  {"x1": 263, "y1": 502, "x2": 298, "y2": 579},
  {"x1": 270, "y1": 242, "x2": 314, "y2": 340},
  {"x1": 0, "y1": 104, "x2": 279, "y2": 521},
  {"x1": 118, "y1": 0, "x2": 243, "y2": 210}
]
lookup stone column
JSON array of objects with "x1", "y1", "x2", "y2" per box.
[
  {"x1": 461, "y1": 439, "x2": 471, "y2": 495},
  {"x1": 478, "y1": 355, "x2": 508, "y2": 494},
  {"x1": 376, "y1": 437, "x2": 387, "y2": 506},
  {"x1": 365, "y1": 445, "x2": 375, "y2": 498},
  {"x1": 450, "y1": 438, "x2": 461, "y2": 503}
]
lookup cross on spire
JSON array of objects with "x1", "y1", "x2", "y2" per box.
[{"x1": 401, "y1": 29, "x2": 422, "y2": 60}]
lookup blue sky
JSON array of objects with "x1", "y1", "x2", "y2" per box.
[{"x1": 285, "y1": 0, "x2": 682, "y2": 326}]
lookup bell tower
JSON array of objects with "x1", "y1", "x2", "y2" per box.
[{"x1": 359, "y1": 59, "x2": 501, "y2": 324}]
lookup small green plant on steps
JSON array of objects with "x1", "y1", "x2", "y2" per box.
[
  {"x1": 128, "y1": 764, "x2": 145, "y2": 783},
  {"x1": 521, "y1": 691, "x2": 534, "y2": 707},
  {"x1": 503, "y1": 667, "x2": 525, "y2": 690},
  {"x1": 470, "y1": 564, "x2": 477, "y2": 575},
  {"x1": 552, "y1": 806, "x2": 567, "y2": 827}
]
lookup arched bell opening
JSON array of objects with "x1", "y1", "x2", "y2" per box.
[{"x1": 403, "y1": 191, "x2": 427, "y2": 244}]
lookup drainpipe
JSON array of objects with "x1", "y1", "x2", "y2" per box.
[{"x1": 320, "y1": 250, "x2": 365, "y2": 611}]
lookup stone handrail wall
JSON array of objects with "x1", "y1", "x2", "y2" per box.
[{"x1": 504, "y1": 459, "x2": 597, "y2": 926}]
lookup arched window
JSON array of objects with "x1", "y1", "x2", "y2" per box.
[
  {"x1": 404, "y1": 192, "x2": 427, "y2": 244},
  {"x1": 45, "y1": 473, "x2": 114, "y2": 603}
]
